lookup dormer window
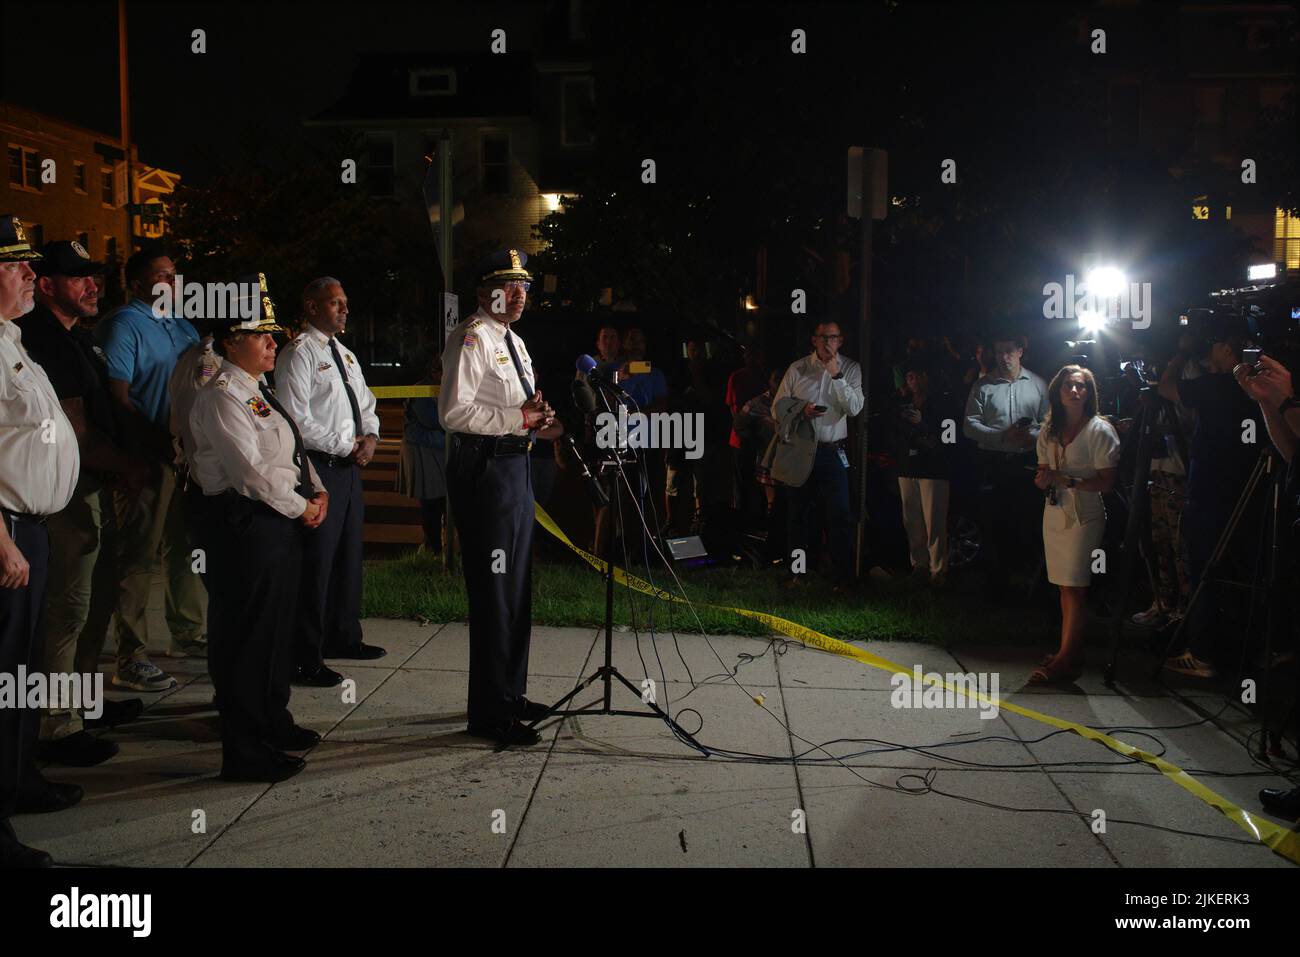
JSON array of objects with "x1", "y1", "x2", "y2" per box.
[{"x1": 410, "y1": 68, "x2": 456, "y2": 97}]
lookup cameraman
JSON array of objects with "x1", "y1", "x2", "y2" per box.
[
  {"x1": 1233, "y1": 352, "x2": 1300, "y2": 819},
  {"x1": 1156, "y1": 322, "x2": 1261, "y2": 678}
]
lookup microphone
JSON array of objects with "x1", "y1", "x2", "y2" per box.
[
  {"x1": 575, "y1": 354, "x2": 628, "y2": 396},
  {"x1": 572, "y1": 374, "x2": 599, "y2": 414},
  {"x1": 563, "y1": 434, "x2": 609, "y2": 507}
]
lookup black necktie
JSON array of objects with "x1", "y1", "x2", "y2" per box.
[
  {"x1": 260, "y1": 383, "x2": 312, "y2": 498},
  {"x1": 504, "y1": 330, "x2": 534, "y2": 399},
  {"x1": 328, "y1": 337, "x2": 365, "y2": 438}
]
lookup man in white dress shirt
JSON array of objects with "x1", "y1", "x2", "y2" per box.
[
  {"x1": 439, "y1": 249, "x2": 555, "y2": 746},
  {"x1": 962, "y1": 331, "x2": 1050, "y2": 596},
  {"x1": 274, "y1": 277, "x2": 384, "y2": 687},
  {"x1": 0, "y1": 216, "x2": 81, "y2": 866},
  {"x1": 773, "y1": 319, "x2": 865, "y2": 587}
]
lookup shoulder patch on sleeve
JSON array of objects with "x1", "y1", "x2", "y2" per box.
[{"x1": 463, "y1": 333, "x2": 479, "y2": 348}]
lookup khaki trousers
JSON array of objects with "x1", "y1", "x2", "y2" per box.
[
  {"x1": 898, "y1": 476, "x2": 950, "y2": 578},
  {"x1": 111, "y1": 465, "x2": 206, "y2": 666},
  {"x1": 38, "y1": 475, "x2": 119, "y2": 740}
]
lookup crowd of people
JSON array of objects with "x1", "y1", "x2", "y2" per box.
[
  {"x1": 1, "y1": 216, "x2": 389, "y2": 866},
  {"x1": 4, "y1": 215, "x2": 1298, "y2": 868}
]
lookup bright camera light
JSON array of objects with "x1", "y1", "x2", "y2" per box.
[
  {"x1": 1085, "y1": 266, "x2": 1127, "y2": 300},
  {"x1": 1248, "y1": 263, "x2": 1277, "y2": 281},
  {"x1": 1077, "y1": 309, "x2": 1107, "y2": 334}
]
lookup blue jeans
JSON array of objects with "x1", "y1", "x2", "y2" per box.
[{"x1": 787, "y1": 445, "x2": 853, "y2": 579}]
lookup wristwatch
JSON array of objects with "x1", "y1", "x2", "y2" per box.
[{"x1": 1278, "y1": 395, "x2": 1300, "y2": 415}]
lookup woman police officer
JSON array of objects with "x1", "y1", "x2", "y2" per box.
[{"x1": 188, "y1": 275, "x2": 328, "y2": 782}]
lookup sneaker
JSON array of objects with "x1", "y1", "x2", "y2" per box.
[
  {"x1": 1131, "y1": 603, "x2": 1167, "y2": 627},
  {"x1": 113, "y1": 658, "x2": 178, "y2": 692},
  {"x1": 1163, "y1": 651, "x2": 1217, "y2": 679}
]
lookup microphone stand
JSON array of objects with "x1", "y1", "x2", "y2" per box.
[{"x1": 519, "y1": 378, "x2": 704, "y2": 751}]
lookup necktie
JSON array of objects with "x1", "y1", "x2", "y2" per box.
[
  {"x1": 328, "y1": 337, "x2": 365, "y2": 439},
  {"x1": 260, "y1": 383, "x2": 312, "y2": 498},
  {"x1": 504, "y1": 330, "x2": 534, "y2": 399}
]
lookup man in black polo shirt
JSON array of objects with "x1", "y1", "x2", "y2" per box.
[{"x1": 17, "y1": 241, "x2": 152, "y2": 766}]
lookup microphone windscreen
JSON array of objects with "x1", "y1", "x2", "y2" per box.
[{"x1": 575, "y1": 354, "x2": 598, "y2": 376}]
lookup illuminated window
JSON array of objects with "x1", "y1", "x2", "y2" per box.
[{"x1": 1275, "y1": 208, "x2": 1300, "y2": 272}]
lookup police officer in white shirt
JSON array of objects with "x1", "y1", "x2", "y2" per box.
[
  {"x1": 189, "y1": 279, "x2": 328, "y2": 783},
  {"x1": 0, "y1": 215, "x2": 80, "y2": 866},
  {"x1": 274, "y1": 277, "x2": 384, "y2": 687},
  {"x1": 439, "y1": 249, "x2": 555, "y2": 746},
  {"x1": 773, "y1": 319, "x2": 865, "y2": 588}
]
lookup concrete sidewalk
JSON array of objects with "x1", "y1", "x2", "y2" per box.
[{"x1": 18, "y1": 612, "x2": 1298, "y2": 868}]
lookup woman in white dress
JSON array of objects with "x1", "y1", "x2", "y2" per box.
[{"x1": 1031, "y1": 365, "x2": 1120, "y2": 683}]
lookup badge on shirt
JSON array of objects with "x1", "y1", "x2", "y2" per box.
[
  {"x1": 495, "y1": 351, "x2": 510, "y2": 366},
  {"x1": 12, "y1": 361, "x2": 23, "y2": 373},
  {"x1": 345, "y1": 354, "x2": 355, "y2": 366},
  {"x1": 246, "y1": 396, "x2": 272, "y2": 418},
  {"x1": 318, "y1": 361, "x2": 332, "y2": 373}
]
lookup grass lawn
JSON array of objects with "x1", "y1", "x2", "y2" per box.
[{"x1": 362, "y1": 551, "x2": 1056, "y2": 647}]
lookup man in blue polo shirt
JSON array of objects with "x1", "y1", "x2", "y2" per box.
[{"x1": 96, "y1": 249, "x2": 204, "y2": 691}]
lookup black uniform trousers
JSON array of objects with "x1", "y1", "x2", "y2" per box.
[
  {"x1": 0, "y1": 516, "x2": 48, "y2": 825},
  {"x1": 447, "y1": 436, "x2": 534, "y2": 728},
  {"x1": 203, "y1": 493, "x2": 300, "y2": 766},
  {"x1": 295, "y1": 453, "x2": 364, "y2": 670}
]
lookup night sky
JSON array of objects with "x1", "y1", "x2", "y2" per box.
[{"x1": 1, "y1": 0, "x2": 547, "y2": 176}]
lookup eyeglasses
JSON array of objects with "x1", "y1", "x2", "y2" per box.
[
  {"x1": 495, "y1": 281, "x2": 531, "y2": 292},
  {"x1": 814, "y1": 334, "x2": 843, "y2": 342}
]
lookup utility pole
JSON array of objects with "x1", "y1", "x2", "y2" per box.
[
  {"x1": 118, "y1": 0, "x2": 134, "y2": 252},
  {"x1": 847, "y1": 147, "x2": 886, "y2": 578}
]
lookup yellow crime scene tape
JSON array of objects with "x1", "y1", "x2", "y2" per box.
[
  {"x1": 371, "y1": 385, "x2": 439, "y2": 399},
  {"x1": 532, "y1": 503, "x2": 1300, "y2": 864}
]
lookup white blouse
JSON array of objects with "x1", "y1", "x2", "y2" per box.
[{"x1": 1036, "y1": 415, "x2": 1121, "y2": 524}]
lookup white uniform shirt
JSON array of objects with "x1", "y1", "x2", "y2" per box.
[
  {"x1": 0, "y1": 319, "x2": 79, "y2": 515},
  {"x1": 438, "y1": 308, "x2": 537, "y2": 436},
  {"x1": 273, "y1": 325, "x2": 380, "y2": 457},
  {"x1": 168, "y1": 337, "x2": 220, "y2": 468},
  {"x1": 1036, "y1": 415, "x2": 1121, "y2": 525},
  {"x1": 963, "y1": 368, "x2": 1051, "y2": 452},
  {"x1": 189, "y1": 359, "x2": 324, "y2": 519},
  {"x1": 773, "y1": 353, "x2": 865, "y2": 443}
]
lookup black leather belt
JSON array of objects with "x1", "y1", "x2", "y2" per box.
[
  {"x1": 818, "y1": 439, "x2": 847, "y2": 450},
  {"x1": 452, "y1": 433, "x2": 533, "y2": 456},
  {"x1": 308, "y1": 450, "x2": 353, "y2": 468},
  {"x1": 2, "y1": 509, "x2": 46, "y2": 526}
]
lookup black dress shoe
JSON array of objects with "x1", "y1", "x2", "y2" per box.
[
  {"x1": 294, "y1": 664, "x2": 344, "y2": 687},
  {"x1": 467, "y1": 719, "x2": 542, "y2": 746},
  {"x1": 16, "y1": 780, "x2": 84, "y2": 814},
  {"x1": 220, "y1": 750, "x2": 306, "y2": 783},
  {"x1": 323, "y1": 643, "x2": 387, "y2": 661},
  {"x1": 83, "y1": 696, "x2": 144, "y2": 729},
  {"x1": 36, "y1": 731, "x2": 119, "y2": 767},
  {"x1": 0, "y1": 822, "x2": 52, "y2": 868},
  {"x1": 517, "y1": 697, "x2": 552, "y2": 721},
  {"x1": 1259, "y1": 786, "x2": 1300, "y2": 819},
  {"x1": 269, "y1": 726, "x2": 321, "y2": 751}
]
